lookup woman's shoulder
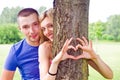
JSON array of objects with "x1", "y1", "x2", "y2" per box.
[
  {"x1": 38, "y1": 41, "x2": 52, "y2": 58},
  {"x1": 39, "y1": 41, "x2": 52, "y2": 49}
]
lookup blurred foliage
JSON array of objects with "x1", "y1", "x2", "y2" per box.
[
  {"x1": 0, "y1": 6, "x2": 23, "y2": 24},
  {"x1": 0, "y1": 24, "x2": 21, "y2": 44},
  {"x1": 89, "y1": 14, "x2": 120, "y2": 41},
  {"x1": 106, "y1": 15, "x2": 120, "y2": 41}
]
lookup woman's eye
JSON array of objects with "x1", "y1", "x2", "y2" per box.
[{"x1": 48, "y1": 24, "x2": 53, "y2": 28}]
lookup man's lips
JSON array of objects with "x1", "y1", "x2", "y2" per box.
[{"x1": 30, "y1": 34, "x2": 37, "y2": 39}]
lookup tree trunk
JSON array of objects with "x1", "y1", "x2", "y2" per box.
[{"x1": 53, "y1": 0, "x2": 89, "y2": 80}]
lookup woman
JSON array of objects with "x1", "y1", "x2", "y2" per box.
[{"x1": 38, "y1": 8, "x2": 113, "y2": 80}]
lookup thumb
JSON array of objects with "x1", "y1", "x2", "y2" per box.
[{"x1": 76, "y1": 55, "x2": 85, "y2": 59}]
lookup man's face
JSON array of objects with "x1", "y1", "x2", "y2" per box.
[{"x1": 18, "y1": 13, "x2": 40, "y2": 45}]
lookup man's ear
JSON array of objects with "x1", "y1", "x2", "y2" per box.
[
  {"x1": 18, "y1": 26, "x2": 21, "y2": 30},
  {"x1": 18, "y1": 26, "x2": 22, "y2": 32}
]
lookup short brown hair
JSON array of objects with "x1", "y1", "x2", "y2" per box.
[{"x1": 17, "y1": 8, "x2": 39, "y2": 17}]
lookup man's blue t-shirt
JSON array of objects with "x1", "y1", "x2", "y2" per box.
[{"x1": 4, "y1": 39, "x2": 40, "y2": 80}]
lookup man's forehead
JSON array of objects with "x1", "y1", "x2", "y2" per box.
[{"x1": 18, "y1": 14, "x2": 38, "y2": 22}]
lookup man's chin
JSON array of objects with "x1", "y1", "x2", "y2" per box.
[{"x1": 30, "y1": 38, "x2": 39, "y2": 42}]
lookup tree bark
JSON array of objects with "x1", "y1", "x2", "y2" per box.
[{"x1": 53, "y1": 0, "x2": 89, "y2": 80}]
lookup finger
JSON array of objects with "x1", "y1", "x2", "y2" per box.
[
  {"x1": 61, "y1": 38, "x2": 73, "y2": 53},
  {"x1": 63, "y1": 38, "x2": 73, "y2": 49},
  {"x1": 67, "y1": 55, "x2": 76, "y2": 59},
  {"x1": 76, "y1": 44, "x2": 83, "y2": 49},
  {"x1": 68, "y1": 45, "x2": 76, "y2": 51},
  {"x1": 63, "y1": 38, "x2": 73, "y2": 51},
  {"x1": 89, "y1": 40, "x2": 93, "y2": 48},
  {"x1": 76, "y1": 38, "x2": 85, "y2": 46},
  {"x1": 82, "y1": 36, "x2": 89, "y2": 45},
  {"x1": 76, "y1": 55, "x2": 85, "y2": 59},
  {"x1": 61, "y1": 39, "x2": 69, "y2": 52},
  {"x1": 67, "y1": 37, "x2": 73, "y2": 45}
]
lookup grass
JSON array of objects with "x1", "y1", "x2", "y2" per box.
[
  {"x1": 0, "y1": 42, "x2": 120, "y2": 80},
  {"x1": 89, "y1": 41, "x2": 120, "y2": 80},
  {"x1": 0, "y1": 44, "x2": 20, "y2": 80}
]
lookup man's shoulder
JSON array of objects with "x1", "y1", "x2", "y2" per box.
[
  {"x1": 11, "y1": 39, "x2": 26, "y2": 51},
  {"x1": 13, "y1": 39, "x2": 25, "y2": 47},
  {"x1": 9, "y1": 39, "x2": 26, "y2": 56}
]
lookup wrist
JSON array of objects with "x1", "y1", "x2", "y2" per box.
[
  {"x1": 48, "y1": 70, "x2": 58, "y2": 76},
  {"x1": 92, "y1": 54, "x2": 100, "y2": 63},
  {"x1": 90, "y1": 50, "x2": 98, "y2": 60},
  {"x1": 52, "y1": 59, "x2": 60, "y2": 65}
]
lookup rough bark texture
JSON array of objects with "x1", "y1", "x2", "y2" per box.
[{"x1": 53, "y1": 0, "x2": 89, "y2": 80}]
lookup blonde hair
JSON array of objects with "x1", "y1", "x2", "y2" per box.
[
  {"x1": 39, "y1": 8, "x2": 54, "y2": 23},
  {"x1": 39, "y1": 29, "x2": 46, "y2": 44},
  {"x1": 39, "y1": 8, "x2": 54, "y2": 43}
]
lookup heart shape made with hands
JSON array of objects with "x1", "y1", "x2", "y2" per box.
[
  {"x1": 67, "y1": 46, "x2": 82, "y2": 56},
  {"x1": 67, "y1": 41, "x2": 83, "y2": 57}
]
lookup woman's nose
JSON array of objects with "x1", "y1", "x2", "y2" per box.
[{"x1": 45, "y1": 28, "x2": 50, "y2": 35}]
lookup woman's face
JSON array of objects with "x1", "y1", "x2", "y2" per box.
[{"x1": 40, "y1": 17, "x2": 53, "y2": 42}]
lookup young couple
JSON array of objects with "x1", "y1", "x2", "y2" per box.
[{"x1": 0, "y1": 8, "x2": 113, "y2": 80}]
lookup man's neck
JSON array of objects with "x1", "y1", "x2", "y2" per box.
[{"x1": 26, "y1": 39, "x2": 40, "y2": 47}]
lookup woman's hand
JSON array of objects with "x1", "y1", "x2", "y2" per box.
[
  {"x1": 76, "y1": 36, "x2": 97, "y2": 60},
  {"x1": 76, "y1": 36, "x2": 113, "y2": 79},
  {"x1": 52, "y1": 38, "x2": 77, "y2": 64}
]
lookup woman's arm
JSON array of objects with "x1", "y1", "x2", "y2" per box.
[
  {"x1": 38, "y1": 38, "x2": 76, "y2": 80},
  {"x1": 39, "y1": 41, "x2": 57, "y2": 80},
  {"x1": 88, "y1": 55, "x2": 113, "y2": 79},
  {"x1": 76, "y1": 36, "x2": 113, "y2": 79}
]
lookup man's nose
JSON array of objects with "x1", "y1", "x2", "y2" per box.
[{"x1": 29, "y1": 27, "x2": 34, "y2": 33}]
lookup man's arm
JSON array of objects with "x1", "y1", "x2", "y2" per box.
[{"x1": 1, "y1": 69, "x2": 15, "y2": 80}]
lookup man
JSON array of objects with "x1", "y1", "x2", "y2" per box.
[{"x1": 1, "y1": 8, "x2": 41, "y2": 80}]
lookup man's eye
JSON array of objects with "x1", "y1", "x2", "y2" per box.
[
  {"x1": 23, "y1": 25, "x2": 29, "y2": 29},
  {"x1": 33, "y1": 22, "x2": 39, "y2": 26}
]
